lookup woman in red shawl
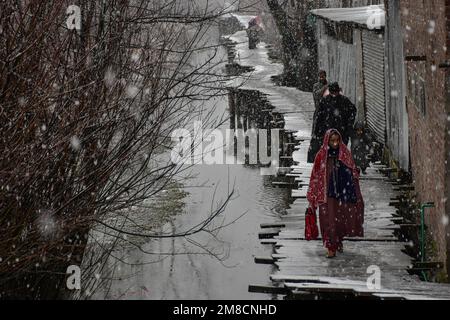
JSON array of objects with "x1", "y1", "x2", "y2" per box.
[{"x1": 307, "y1": 129, "x2": 364, "y2": 258}]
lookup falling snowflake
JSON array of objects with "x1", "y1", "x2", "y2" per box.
[
  {"x1": 71, "y1": 136, "x2": 81, "y2": 151},
  {"x1": 131, "y1": 50, "x2": 141, "y2": 62},
  {"x1": 442, "y1": 215, "x2": 449, "y2": 227},
  {"x1": 36, "y1": 210, "x2": 57, "y2": 239},
  {"x1": 104, "y1": 67, "x2": 116, "y2": 88},
  {"x1": 18, "y1": 97, "x2": 27, "y2": 106},
  {"x1": 427, "y1": 20, "x2": 435, "y2": 35},
  {"x1": 126, "y1": 85, "x2": 139, "y2": 98}
]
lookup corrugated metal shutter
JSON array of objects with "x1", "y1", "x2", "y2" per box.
[{"x1": 362, "y1": 30, "x2": 386, "y2": 144}]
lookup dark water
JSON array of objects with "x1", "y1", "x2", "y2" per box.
[
  {"x1": 97, "y1": 94, "x2": 291, "y2": 300},
  {"x1": 94, "y1": 16, "x2": 292, "y2": 300}
]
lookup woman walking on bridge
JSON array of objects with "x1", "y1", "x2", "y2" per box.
[{"x1": 307, "y1": 129, "x2": 364, "y2": 258}]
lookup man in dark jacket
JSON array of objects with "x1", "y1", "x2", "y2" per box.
[{"x1": 307, "y1": 82, "x2": 356, "y2": 162}]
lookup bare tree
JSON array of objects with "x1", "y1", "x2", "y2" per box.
[{"x1": 0, "y1": 0, "x2": 242, "y2": 299}]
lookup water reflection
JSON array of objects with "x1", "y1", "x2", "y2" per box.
[{"x1": 92, "y1": 91, "x2": 293, "y2": 300}]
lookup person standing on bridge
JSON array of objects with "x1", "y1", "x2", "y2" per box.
[
  {"x1": 307, "y1": 82, "x2": 356, "y2": 163},
  {"x1": 307, "y1": 129, "x2": 364, "y2": 258}
]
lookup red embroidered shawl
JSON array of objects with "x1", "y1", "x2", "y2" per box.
[{"x1": 307, "y1": 129, "x2": 359, "y2": 211}]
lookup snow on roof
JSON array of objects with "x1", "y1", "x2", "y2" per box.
[{"x1": 310, "y1": 5, "x2": 385, "y2": 29}]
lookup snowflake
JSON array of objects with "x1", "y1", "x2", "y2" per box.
[
  {"x1": 427, "y1": 20, "x2": 436, "y2": 35},
  {"x1": 71, "y1": 136, "x2": 81, "y2": 151},
  {"x1": 442, "y1": 215, "x2": 449, "y2": 227},
  {"x1": 131, "y1": 50, "x2": 141, "y2": 62},
  {"x1": 36, "y1": 210, "x2": 57, "y2": 239},
  {"x1": 18, "y1": 97, "x2": 27, "y2": 106},
  {"x1": 126, "y1": 85, "x2": 139, "y2": 98},
  {"x1": 104, "y1": 68, "x2": 116, "y2": 88}
]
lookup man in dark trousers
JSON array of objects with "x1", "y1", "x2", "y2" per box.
[{"x1": 307, "y1": 82, "x2": 356, "y2": 162}]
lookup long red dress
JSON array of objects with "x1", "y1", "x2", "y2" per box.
[{"x1": 307, "y1": 129, "x2": 364, "y2": 252}]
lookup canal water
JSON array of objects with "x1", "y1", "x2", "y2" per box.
[{"x1": 94, "y1": 11, "x2": 292, "y2": 300}]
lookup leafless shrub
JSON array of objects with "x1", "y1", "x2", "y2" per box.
[{"x1": 0, "y1": 0, "x2": 244, "y2": 299}]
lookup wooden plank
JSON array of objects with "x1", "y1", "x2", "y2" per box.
[
  {"x1": 284, "y1": 282, "x2": 362, "y2": 295},
  {"x1": 272, "y1": 181, "x2": 296, "y2": 187},
  {"x1": 271, "y1": 236, "x2": 401, "y2": 243},
  {"x1": 271, "y1": 275, "x2": 437, "y2": 301},
  {"x1": 258, "y1": 229, "x2": 280, "y2": 239},
  {"x1": 291, "y1": 189, "x2": 307, "y2": 198},
  {"x1": 286, "y1": 283, "x2": 439, "y2": 300},
  {"x1": 255, "y1": 257, "x2": 275, "y2": 264},
  {"x1": 248, "y1": 285, "x2": 288, "y2": 295},
  {"x1": 378, "y1": 168, "x2": 398, "y2": 173},
  {"x1": 285, "y1": 173, "x2": 302, "y2": 177},
  {"x1": 359, "y1": 176, "x2": 390, "y2": 181},
  {"x1": 260, "y1": 222, "x2": 286, "y2": 229},
  {"x1": 261, "y1": 239, "x2": 279, "y2": 245},
  {"x1": 271, "y1": 275, "x2": 366, "y2": 286}
]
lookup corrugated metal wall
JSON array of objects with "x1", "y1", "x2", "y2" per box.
[
  {"x1": 384, "y1": 0, "x2": 409, "y2": 170},
  {"x1": 362, "y1": 30, "x2": 386, "y2": 144},
  {"x1": 354, "y1": 29, "x2": 365, "y2": 122},
  {"x1": 317, "y1": 20, "x2": 357, "y2": 105}
]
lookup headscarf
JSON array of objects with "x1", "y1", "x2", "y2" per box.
[{"x1": 307, "y1": 129, "x2": 359, "y2": 210}]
